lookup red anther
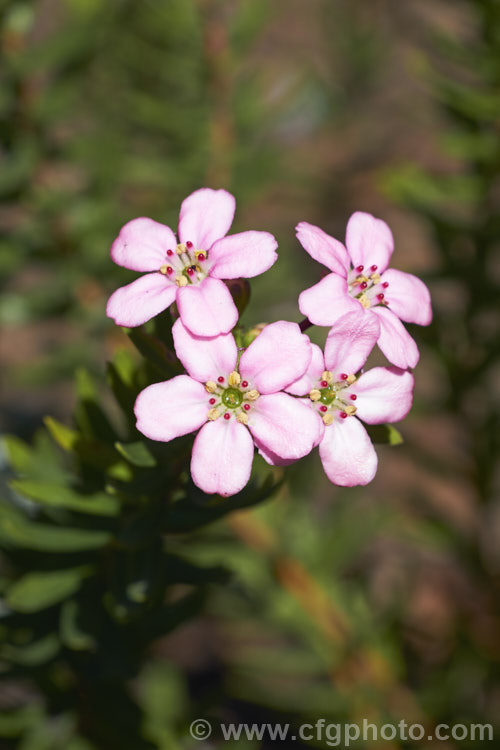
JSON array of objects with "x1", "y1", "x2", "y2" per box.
[
  {"x1": 340, "y1": 411, "x2": 348, "y2": 419},
  {"x1": 217, "y1": 376, "x2": 224, "y2": 383},
  {"x1": 166, "y1": 249, "x2": 173, "y2": 256},
  {"x1": 320, "y1": 380, "x2": 328, "y2": 388},
  {"x1": 320, "y1": 405, "x2": 328, "y2": 413},
  {"x1": 356, "y1": 265, "x2": 364, "y2": 273},
  {"x1": 360, "y1": 281, "x2": 368, "y2": 290},
  {"x1": 350, "y1": 394, "x2": 357, "y2": 401},
  {"x1": 223, "y1": 412, "x2": 231, "y2": 420},
  {"x1": 340, "y1": 373, "x2": 348, "y2": 380},
  {"x1": 370, "y1": 264, "x2": 378, "y2": 272},
  {"x1": 197, "y1": 252, "x2": 205, "y2": 262},
  {"x1": 186, "y1": 241, "x2": 193, "y2": 249},
  {"x1": 209, "y1": 398, "x2": 216, "y2": 405},
  {"x1": 377, "y1": 293, "x2": 385, "y2": 301},
  {"x1": 166, "y1": 266, "x2": 173, "y2": 275},
  {"x1": 241, "y1": 380, "x2": 249, "y2": 388},
  {"x1": 243, "y1": 403, "x2": 251, "y2": 411},
  {"x1": 186, "y1": 266, "x2": 195, "y2": 276},
  {"x1": 382, "y1": 281, "x2": 389, "y2": 288}
]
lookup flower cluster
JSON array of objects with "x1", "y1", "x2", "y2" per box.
[{"x1": 107, "y1": 188, "x2": 431, "y2": 496}]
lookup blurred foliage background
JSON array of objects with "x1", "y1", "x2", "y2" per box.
[{"x1": 1, "y1": 0, "x2": 499, "y2": 748}]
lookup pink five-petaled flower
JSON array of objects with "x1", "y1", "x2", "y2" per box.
[
  {"x1": 297, "y1": 212, "x2": 432, "y2": 369},
  {"x1": 134, "y1": 321, "x2": 321, "y2": 497},
  {"x1": 107, "y1": 188, "x2": 278, "y2": 337},
  {"x1": 286, "y1": 311, "x2": 414, "y2": 486}
]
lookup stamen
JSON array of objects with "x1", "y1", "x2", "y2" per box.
[
  {"x1": 340, "y1": 411, "x2": 348, "y2": 419},
  {"x1": 205, "y1": 381, "x2": 217, "y2": 393},
  {"x1": 197, "y1": 252, "x2": 205, "y2": 262},
  {"x1": 323, "y1": 413, "x2": 334, "y2": 426},
  {"x1": 370, "y1": 264, "x2": 378, "y2": 272},
  {"x1": 186, "y1": 266, "x2": 195, "y2": 277},
  {"x1": 223, "y1": 412, "x2": 231, "y2": 421},
  {"x1": 241, "y1": 380, "x2": 249, "y2": 388},
  {"x1": 237, "y1": 412, "x2": 249, "y2": 425},
  {"x1": 371, "y1": 272, "x2": 381, "y2": 284},
  {"x1": 321, "y1": 370, "x2": 333, "y2": 384},
  {"x1": 166, "y1": 249, "x2": 174, "y2": 257},
  {"x1": 340, "y1": 373, "x2": 348, "y2": 380},
  {"x1": 228, "y1": 371, "x2": 241, "y2": 386},
  {"x1": 320, "y1": 380, "x2": 329, "y2": 388},
  {"x1": 309, "y1": 389, "x2": 321, "y2": 402},
  {"x1": 176, "y1": 243, "x2": 186, "y2": 255},
  {"x1": 382, "y1": 281, "x2": 389, "y2": 288},
  {"x1": 217, "y1": 376, "x2": 225, "y2": 384},
  {"x1": 346, "y1": 374, "x2": 356, "y2": 385},
  {"x1": 344, "y1": 405, "x2": 357, "y2": 415},
  {"x1": 356, "y1": 265, "x2": 364, "y2": 273},
  {"x1": 176, "y1": 275, "x2": 188, "y2": 287},
  {"x1": 243, "y1": 403, "x2": 251, "y2": 411},
  {"x1": 349, "y1": 394, "x2": 357, "y2": 401},
  {"x1": 209, "y1": 397, "x2": 216, "y2": 405},
  {"x1": 358, "y1": 293, "x2": 371, "y2": 309},
  {"x1": 207, "y1": 408, "x2": 221, "y2": 421},
  {"x1": 377, "y1": 293, "x2": 385, "y2": 301},
  {"x1": 245, "y1": 389, "x2": 260, "y2": 401},
  {"x1": 186, "y1": 241, "x2": 193, "y2": 249},
  {"x1": 359, "y1": 281, "x2": 368, "y2": 290},
  {"x1": 159, "y1": 265, "x2": 168, "y2": 275},
  {"x1": 320, "y1": 405, "x2": 328, "y2": 413}
]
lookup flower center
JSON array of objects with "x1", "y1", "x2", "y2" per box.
[
  {"x1": 159, "y1": 241, "x2": 209, "y2": 287},
  {"x1": 204, "y1": 372, "x2": 259, "y2": 425},
  {"x1": 347, "y1": 264, "x2": 389, "y2": 310},
  {"x1": 309, "y1": 370, "x2": 357, "y2": 425}
]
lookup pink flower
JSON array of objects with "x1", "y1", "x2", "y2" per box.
[
  {"x1": 134, "y1": 321, "x2": 321, "y2": 496},
  {"x1": 107, "y1": 188, "x2": 278, "y2": 336},
  {"x1": 297, "y1": 213, "x2": 432, "y2": 369},
  {"x1": 286, "y1": 312, "x2": 414, "y2": 486}
]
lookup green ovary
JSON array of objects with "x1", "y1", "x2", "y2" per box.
[
  {"x1": 222, "y1": 388, "x2": 243, "y2": 409},
  {"x1": 319, "y1": 387, "x2": 337, "y2": 405}
]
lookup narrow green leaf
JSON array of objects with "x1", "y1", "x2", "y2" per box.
[
  {"x1": 115, "y1": 441, "x2": 157, "y2": 468},
  {"x1": 10, "y1": 479, "x2": 119, "y2": 516},
  {"x1": 60, "y1": 599, "x2": 96, "y2": 651},
  {"x1": 6, "y1": 566, "x2": 92, "y2": 613},
  {"x1": 365, "y1": 423, "x2": 403, "y2": 446}
]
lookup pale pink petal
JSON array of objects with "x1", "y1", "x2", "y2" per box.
[
  {"x1": 177, "y1": 277, "x2": 238, "y2": 336},
  {"x1": 110, "y1": 218, "x2": 177, "y2": 272},
  {"x1": 324, "y1": 310, "x2": 380, "y2": 375},
  {"x1": 255, "y1": 438, "x2": 296, "y2": 467},
  {"x1": 345, "y1": 212, "x2": 394, "y2": 273},
  {"x1": 172, "y1": 319, "x2": 237, "y2": 383},
  {"x1": 381, "y1": 269, "x2": 432, "y2": 326},
  {"x1": 248, "y1": 393, "x2": 321, "y2": 460},
  {"x1": 191, "y1": 419, "x2": 254, "y2": 496},
  {"x1": 298, "y1": 273, "x2": 360, "y2": 326},
  {"x1": 296, "y1": 222, "x2": 349, "y2": 277},
  {"x1": 319, "y1": 417, "x2": 378, "y2": 487},
  {"x1": 178, "y1": 188, "x2": 235, "y2": 250},
  {"x1": 106, "y1": 273, "x2": 176, "y2": 328},
  {"x1": 285, "y1": 343, "x2": 325, "y2": 396},
  {"x1": 209, "y1": 231, "x2": 278, "y2": 279},
  {"x1": 371, "y1": 307, "x2": 420, "y2": 369},
  {"x1": 239, "y1": 322, "x2": 312, "y2": 395},
  {"x1": 352, "y1": 366, "x2": 414, "y2": 424},
  {"x1": 134, "y1": 375, "x2": 207, "y2": 442}
]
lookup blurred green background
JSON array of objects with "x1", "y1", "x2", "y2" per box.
[{"x1": 1, "y1": 0, "x2": 499, "y2": 748}]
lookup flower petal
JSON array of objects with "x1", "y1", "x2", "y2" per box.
[
  {"x1": 371, "y1": 307, "x2": 420, "y2": 369},
  {"x1": 209, "y1": 230, "x2": 278, "y2": 279},
  {"x1": 110, "y1": 218, "x2": 177, "y2": 272},
  {"x1": 248, "y1": 393, "x2": 321, "y2": 460},
  {"x1": 178, "y1": 188, "x2": 235, "y2": 250},
  {"x1": 296, "y1": 222, "x2": 349, "y2": 277},
  {"x1": 191, "y1": 419, "x2": 254, "y2": 496},
  {"x1": 106, "y1": 273, "x2": 176, "y2": 328},
  {"x1": 134, "y1": 375, "x2": 207, "y2": 441},
  {"x1": 324, "y1": 309, "x2": 379, "y2": 375},
  {"x1": 239, "y1": 321, "x2": 312, "y2": 394},
  {"x1": 352, "y1": 366, "x2": 414, "y2": 424},
  {"x1": 286, "y1": 343, "x2": 325, "y2": 396},
  {"x1": 172, "y1": 319, "x2": 237, "y2": 383},
  {"x1": 319, "y1": 417, "x2": 378, "y2": 487},
  {"x1": 177, "y1": 277, "x2": 238, "y2": 336},
  {"x1": 345, "y1": 212, "x2": 394, "y2": 273},
  {"x1": 298, "y1": 273, "x2": 360, "y2": 326},
  {"x1": 381, "y1": 269, "x2": 432, "y2": 326}
]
